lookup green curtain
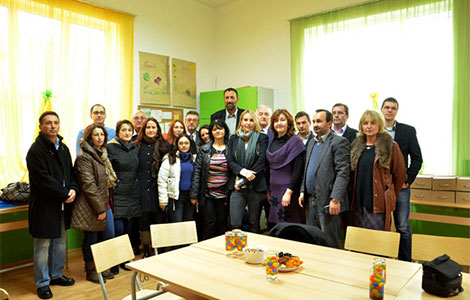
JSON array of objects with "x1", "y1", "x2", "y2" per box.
[
  {"x1": 452, "y1": 0, "x2": 470, "y2": 176},
  {"x1": 291, "y1": 0, "x2": 451, "y2": 113},
  {"x1": 290, "y1": 0, "x2": 469, "y2": 175}
]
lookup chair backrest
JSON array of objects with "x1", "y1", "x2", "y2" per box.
[
  {"x1": 0, "y1": 288, "x2": 10, "y2": 300},
  {"x1": 344, "y1": 226, "x2": 400, "y2": 258},
  {"x1": 91, "y1": 234, "x2": 135, "y2": 273},
  {"x1": 412, "y1": 234, "x2": 470, "y2": 266},
  {"x1": 269, "y1": 223, "x2": 333, "y2": 247},
  {"x1": 150, "y1": 221, "x2": 198, "y2": 248}
]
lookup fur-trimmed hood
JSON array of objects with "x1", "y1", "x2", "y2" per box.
[{"x1": 350, "y1": 133, "x2": 394, "y2": 171}]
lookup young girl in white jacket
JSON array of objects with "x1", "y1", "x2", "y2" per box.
[{"x1": 158, "y1": 133, "x2": 197, "y2": 222}]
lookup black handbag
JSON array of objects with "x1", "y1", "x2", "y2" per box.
[
  {"x1": 422, "y1": 254, "x2": 464, "y2": 297},
  {"x1": 0, "y1": 182, "x2": 30, "y2": 205}
]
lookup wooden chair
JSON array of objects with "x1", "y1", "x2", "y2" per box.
[
  {"x1": 91, "y1": 234, "x2": 178, "y2": 300},
  {"x1": 150, "y1": 221, "x2": 198, "y2": 250},
  {"x1": 149, "y1": 221, "x2": 199, "y2": 298},
  {"x1": 412, "y1": 234, "x2": 470, "y2": 267},
  {"x1": 0, "y1": 288, "x2": 10, "y2": 300},
  {"x1": 344, "y1": 226, "x2": 400, "y2": 258}
]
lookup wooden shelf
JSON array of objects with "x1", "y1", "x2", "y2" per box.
[{"x1": 411, "y1": 200, "x2": 469, "y2": 209}]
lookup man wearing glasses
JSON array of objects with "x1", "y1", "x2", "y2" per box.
[{"x1": 75, "y1": 104, "x2": 116, "y2": 155}]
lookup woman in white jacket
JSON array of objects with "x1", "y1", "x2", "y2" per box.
[{"x1": 158, "y1": 133, "x2": 197, "y2": 222}]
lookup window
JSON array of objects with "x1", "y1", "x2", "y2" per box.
[
  {"x1": 292, "y1": 0, "x2": 453, "y2": 175},
  {"x1": 0, "y1": 0, "x2": 133, "y2": 187}
]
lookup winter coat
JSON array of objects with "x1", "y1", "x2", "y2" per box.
[
  {"x1": 107, "y1": 137, "x2": 141, "y2": 218},
  {"x1": 137, "y1": 141, "x2": 169, "y2": 212},
  {"x1": 190, "y1": 142, "x2": 230, "y2": 206},
  {"x1": 71, "y1": 140, "x2": 108, "y2": 231},
  {"x1": 350, "y1": 133, "x2": 407, "y2": 230},
  {"x1": 158, "y1": 152, "x2": 196, "y2": 206},
  {"x1": 26, "y1": 133, "x2": 78, "y2": 239}
]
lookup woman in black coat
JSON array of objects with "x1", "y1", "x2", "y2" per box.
[
  {"x1": 191, "y1": 120, "x2": 230, "y2": 240},
  {"x1": 227, "y1": 110, "x2": 268, "y2": 233},
  {"x1": 134, "y1": 118, "x2": 170, "y2": 257},
  {"x1": 107, "y1": 120, "x2": 141, "y2": 269}
]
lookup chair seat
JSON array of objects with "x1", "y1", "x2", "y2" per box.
[{"x1": 122, "y1": 289, "x2": 184, "y2": 300}]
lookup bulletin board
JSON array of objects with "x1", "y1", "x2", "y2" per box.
[{"x1": 137, "y1": 105, "x2": 184, "y2": 136}]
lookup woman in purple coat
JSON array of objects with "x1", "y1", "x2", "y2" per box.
[{"x1": 266, "y1": 109, "x2": 306, "y2": 224}]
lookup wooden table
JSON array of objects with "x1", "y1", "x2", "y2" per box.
[{"x1": 126, "y1": 233, "x2": 468, "y2": 300}]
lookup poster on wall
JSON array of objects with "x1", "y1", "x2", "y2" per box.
[
  {"x1": 139, "y1": 52, "x2": 170, "y2": 105},
  {"x1": 172, "y1": 58, "x2": 196, "y2": 108}
]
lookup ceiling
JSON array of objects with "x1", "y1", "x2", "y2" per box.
[{"x1": 192, "y1": 0, "x2": 237, "y2": 8}]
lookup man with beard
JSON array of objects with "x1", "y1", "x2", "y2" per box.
[
  {"x1": 211, "y1": 88, "x2": 245, "y2": 136},
  {"x1": 299, "y1": 109, "x2": 350, "y2": 248}
]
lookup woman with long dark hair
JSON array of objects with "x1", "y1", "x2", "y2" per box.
[
  {"x1": 72, "y1": 124, "x2": 116, "y2": 283},
  {"x1": 227, "y1": 110, "x2": 268, "y2": 233},
  {"x1": 191, "y1": 120, "x2": 231, "y2": 239},
  {"x1": 107, "y1": 120, "x2": 141, "y2": 271},
  {"x1": 198, "y1": 124, "x2": 211, "y2": 147},
  {"x1": 134, "y1": 118, "x2": 170, "y2": 257},
  {"x1": 158, "y1": 133, "x2": 197, "y2": 222}
]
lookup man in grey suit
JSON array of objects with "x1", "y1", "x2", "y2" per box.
[{"x1": 299, "y1": 109, "x2": 350, "y2": 248}]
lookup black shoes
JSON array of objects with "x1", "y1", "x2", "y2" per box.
[
  {"x1": 37, "y1": 286, "x2": 53, "y2": 299},
  {"x1": 50, "y1": 275, "x2": 75, "y2": 286},
  {"x1": 120, "y1": 263, "x2": 131, "y2": 271}
]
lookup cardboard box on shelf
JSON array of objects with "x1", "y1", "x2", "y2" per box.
[
  {"x1": 432, "y1": 176, "x2": 457, "y2": 191},
  {"x1": 456, "y1": 177, "x2": 470, "y2": 192},
  {"x1": 431, "y1": 191, "x2": 455, "y2": 203},
  {"x1": 411, "y1": 175, "x2": 432, "y2": 190}
]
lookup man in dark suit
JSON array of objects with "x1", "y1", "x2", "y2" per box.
[
  {"x1": 185, "y1": 110, "x2": 201, "y2": 146},
  {"x1": 27, "y1": 111, "x2": 78, "y2": 299},
  {"x1": 331, "y1": 103, "x2": 358, "y2": 144},
  {"x1": 381, "y1": 97, "x2": 423, "y2": 262},
  {"x1": 299, "y1": 109, "x2": 350, "y2": 248},
  {"x1": 210, "y1": 87, "x2": 245, "y2": 136}
]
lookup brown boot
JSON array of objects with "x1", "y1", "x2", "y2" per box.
[
  {"x1": 85, "y1": 261, "x2": 104, "y2": 284},
  {"x1": 140, "y1": 231, "x2": 153, "y2": 258}
]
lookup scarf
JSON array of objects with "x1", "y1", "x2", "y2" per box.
[
  {"x1": 236, "y1": 130, "x2": 260, "y2": 168},
  {"x1": 99, "y1": 147, "x2": 117, "y2": 189},
  {"x1": 143, "y1": 135, "x2": 162, "y2": 178}
]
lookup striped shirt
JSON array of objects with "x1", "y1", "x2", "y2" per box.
[{"x1": 206, "y1": 148, "x2": 228, "y2": 199}]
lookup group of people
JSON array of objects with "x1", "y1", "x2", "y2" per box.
[{"x1": 26, "y1": 88, "x2": 422, "y2": 299}]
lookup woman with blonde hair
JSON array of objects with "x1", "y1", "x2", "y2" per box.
[
  {"x1": 350, "y1": 110, "x2": 406, "y2": 231},
  {"x1": 227, "y1": 110, "x2": 268, "y2": 233}
]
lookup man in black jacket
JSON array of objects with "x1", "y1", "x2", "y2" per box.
[
  {"x1": 210, "y1": 87, "x2": 245, "y2": 136},
  {"x1": 381, "y1": 98, "x2": 423, "y2": 262},
  {"x1": 331, "y1": 103, "x2": 358, "y2": 144},
  {"x1": 27, "y1": 111, "x2": 78, "y2": 299}
]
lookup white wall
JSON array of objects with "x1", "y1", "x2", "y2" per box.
[
  {"x1": 87, "y1": 0, "x2": 217, "y2": 112},
  {"x1": 214, "y1": 0, "x2": 368, "y2": 109},
  {"x1": 87, "y1": 0, "x2": 368, "y2": 110}
]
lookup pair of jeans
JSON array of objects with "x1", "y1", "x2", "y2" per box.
[
  {"x1": 114, "y1": 217, "x2": 134, "y2": 239},
  {"x1": 306, "y1": 197, "x2": 340, "y2": 248},
  {"x1": 168, "y1": 191, "x2": 194, "y2": 223},
  {"x1": 230, "y1": 189, "x2": 263, "y2": 233},
  {"x1": 82, "y1": 208, "x2": 115, "y2": 262},
  {"x1": 33, "y1": 215, "x2": 66, "y2": 288},
  {"x1": 393, "y1": 187, "x2": 412, "y2": 261},
  {"x1": 202, "y1": 197, "x2": 228, "y2": 240}
]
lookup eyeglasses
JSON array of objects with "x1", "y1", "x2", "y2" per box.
[{"x1": 92, "y1": 111, "x2": 105, "y2": 115}]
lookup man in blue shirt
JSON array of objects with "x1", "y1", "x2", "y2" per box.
[{"x1": 76, "y1": 104, "x2": 115, "y2": 156}]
